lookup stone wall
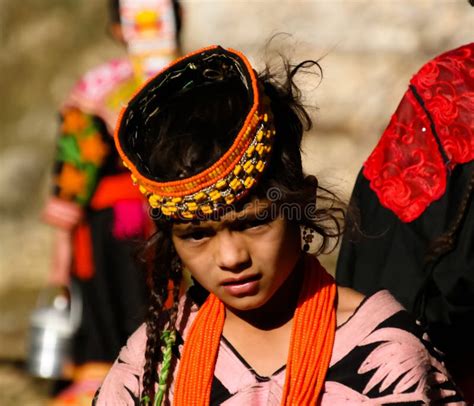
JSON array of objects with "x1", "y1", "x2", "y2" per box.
[{"x1": 0, "y1": 0, "x2": 472, "y2": 293}]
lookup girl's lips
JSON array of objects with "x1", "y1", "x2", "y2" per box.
[{"x1": 221, "y1": 275, "x2": 261, "y2": 297}]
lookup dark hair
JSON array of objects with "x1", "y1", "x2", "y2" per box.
[
  {"x1": 138, "y1": 57, "x2": 345, "y2": 402},
  {"x1": 424, "y1": 168, "x2": 474, "y2": 265},
  {"x1": 108, "y1": 0, "x2": 120, "y2": 24}
]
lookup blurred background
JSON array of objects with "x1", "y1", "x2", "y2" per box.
[{"x1": 0, "y1": 0, "x2": 471, "y2": 403}]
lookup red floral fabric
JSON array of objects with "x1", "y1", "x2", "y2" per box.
[{"x1": 363, "y1": 43, "x2": 474, "y2": 222}]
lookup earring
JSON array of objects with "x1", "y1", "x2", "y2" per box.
[{"x1": 301, "y1": 226, "x2": 315, "y2": 252}]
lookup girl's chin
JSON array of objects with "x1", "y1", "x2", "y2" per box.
[{"x1": 221, "y1": 293, "x2": 270, "y2": 312}]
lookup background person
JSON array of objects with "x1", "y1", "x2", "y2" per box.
[
  {"x1": 40, "y1": 0, "x2": 182, "y2": 403},
  {"x1": 336, "y1": 43, "x2": 474, "y2": 401}
]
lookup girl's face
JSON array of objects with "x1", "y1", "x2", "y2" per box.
[{"x1": 172, "y1": 200, "x2": 302, "y2": 311}]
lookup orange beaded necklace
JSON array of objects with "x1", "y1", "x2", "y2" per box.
[{"x1": 174, "y1": 254, "x2": 337, "y2": 405}]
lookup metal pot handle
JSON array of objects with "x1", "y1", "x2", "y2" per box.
[
  {"x1": 68, "y1": 279, "x2": 82, "y2": 333},
  {"x1": 33, "y1": 282, "x2": 82, "y2": 333}
]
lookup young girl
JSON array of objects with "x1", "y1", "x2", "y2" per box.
[{"x1": 94, "y1": 46, "x2": 464, "y2": 405}]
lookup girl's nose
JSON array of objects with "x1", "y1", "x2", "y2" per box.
[{"x1": 214, "y1": 230, "x2": 251, "y2": 271}]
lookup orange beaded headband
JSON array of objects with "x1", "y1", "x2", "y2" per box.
[{"x1": 114, "y1": 45, "x2": 276, "y2": 219}]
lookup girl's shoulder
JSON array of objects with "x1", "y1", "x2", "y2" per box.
[
  {"x1": 335, "y1": 288, "x2": 407, "y2": 329},
  {"x1": 336, "y1": 286, "x2": 366, "y2": 327}
]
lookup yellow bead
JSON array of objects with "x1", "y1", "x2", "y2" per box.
[
  {"x1": 139, "y1": 185, "x2": 147, "y2": 195},
  {"x1": 148, "y1": 194, "x2": 161, "y2": 208},
  {"x1": 246, "y1": 144, "x2": 255, "y2": 157},
  {"x1": 165, "y1": 201, "x2": 176, "y2": 207},
  {"x1": 256, "y1": 160, "x2": 265, "y2": 172},
  {"x1": 201, "y1": 204, "x2": 212, "y2": 214},
  {"x1": 233, "y1": 165, "x2": 242, "y2": 176},
  {"x1": 215, "y1": 179, "x2": 227, "y2": 190},
  {"x1": 122, "y1": 161, "x2": 129, "y2": 169},
  {"x1": 229, "y1": 178, "x2": 243, "y2": 191},
  {"x1": 209, "y1": 190, "x2": 221, "y2": 202},
  {"x1": 181, "y1": 211, "x2": 193, "y2": 219},
  {"x1": 256, "y1": 130, "x2": 264, "y2": 142},
  {"x1": 263, "y1": 113, "x2": 268, "y2": 122},
  {"x1": 244, "y1": 176, "x2": 256, "y2": 189},
  {"x1": 172, "y1": 197, "x2": 183, "y2": 204},
  {"x1": 256, "y1": 143, "x2": 265, "y2": 156},
  {"x1": 195, "y1": 192, "x2": 207, "y2": 202},
  {"x1": 187, "y1": 201, "x2": 198, "y2": 212},
  {"x1": 131, "y1": 174, "x2": 137, "y2": 184},
  {"x1": 243, "y1": 161, "x2": 254, "y2": 174},
  {"x1": 225, "y1": 194, "x2": 235, "y2": 204}
]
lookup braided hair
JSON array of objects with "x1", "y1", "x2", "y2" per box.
[{"x1": 141, "y1": 223, "x2": 181, "y2": 405}]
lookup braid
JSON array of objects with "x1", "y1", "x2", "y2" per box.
[
  {"x1": 140, "y1": 227, "x2": 173, "y2": 404},
  {"x1": 154, "y1": 272, "x2": 182, "y2": 405},
  {"x1": 424, "y1": 166, "x2": 474, "y2": 265},
  {"x1": 168, "y1": 260, "x2": 182, "y2": 330},
  {"x1": 140, "y1": 222, "x2": 185, "y2": 405},
  {"x1": 141, "y1": 290, "x2": 167, "y2": 404}
]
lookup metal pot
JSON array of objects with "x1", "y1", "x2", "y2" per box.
[{"x1": 26, "y1": 283, "x2": 82, "y2": 379}]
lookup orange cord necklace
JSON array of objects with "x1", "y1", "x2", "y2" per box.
[{"x1": 174, "y1": 254, "x2": 337, "y2": 405}]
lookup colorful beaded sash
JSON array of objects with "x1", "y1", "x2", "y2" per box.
[{"x1": 114, "y1": 46, "x2": 276, "y2": 219}]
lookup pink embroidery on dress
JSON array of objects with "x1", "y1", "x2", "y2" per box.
[
  {"x1": 96, "y1": 325, "x2": 147, "y2": 404},
  {"x1": 73, "y1": 59, "x2": 134, "y2": 102},
  {"x1": 63, "y1": 59, "x2": 135, "y2": 132},
  {"x1": 358, "y1": 327, "x2": 432, "y2": 396}
]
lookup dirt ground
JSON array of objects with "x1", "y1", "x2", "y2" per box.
[{"x1": 0, "y1": 362, "x2": 52, "y2": 406}]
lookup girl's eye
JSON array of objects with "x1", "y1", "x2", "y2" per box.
[{"x1": 182, "y1": 230, "x2": 213, "y2": 241}]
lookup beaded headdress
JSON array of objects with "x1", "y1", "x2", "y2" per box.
[{"x1": 114, "y1": 45, "x2": 276, "y2": 219}]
